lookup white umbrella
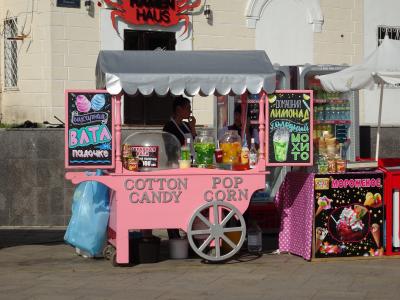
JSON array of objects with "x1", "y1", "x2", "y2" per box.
[{"x1": 317, "y1": 36, "x2": 400, "y2": 160}]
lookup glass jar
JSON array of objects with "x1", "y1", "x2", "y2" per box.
[
  {"x1": 336, "y1": 156, "x2": 346, "y2": 173},
  {"x1": 194, "y1": 129, "x2": 216, "y2": 166},
  {"x1": 317, "y1": 154, "x2": 328, "y2": 174},
  {"x1": 327, "y1": 157, "x2": 336, "y2": 173},
  {"x1": 220, "y1": 130, "x2": 242, "y2": 164}
]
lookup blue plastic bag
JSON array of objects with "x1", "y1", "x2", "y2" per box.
[{"x1": 64, "y1": 169, "x2": 110, "y2": 257}]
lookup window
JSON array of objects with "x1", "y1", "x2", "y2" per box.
[
  {"x1": 377, "y1": 25, "x2": 400, "y2": 88},
  {"x1": 3, "y1": 17, "x2": 18, "y2": 89},
  {"x1": 377, "y1": 25, "x2": 400, "y2": 46},
  {"x1": 123, "y1": 30, "x2": 176, "y2": 125}
]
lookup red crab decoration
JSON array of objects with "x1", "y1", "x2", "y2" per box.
[{"x1": 101, "y1": 0, "x2": 202, "y2": 36}]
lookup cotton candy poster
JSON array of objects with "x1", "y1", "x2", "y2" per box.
[{"x1": 65, "y1": 90, "x2": 114, "y2": 169}]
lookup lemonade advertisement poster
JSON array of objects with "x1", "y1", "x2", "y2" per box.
[{"x1": 267, "y1": 90, "x2": 313, "y2": 166}]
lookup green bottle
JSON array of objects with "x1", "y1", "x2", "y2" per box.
[{"x1": 181, "y1": 137, "x2": 191, "y2": 161}]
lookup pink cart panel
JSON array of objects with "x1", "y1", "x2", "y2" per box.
[{"x1": 66, "y1": 168, "x2": 267, "y2": 263}]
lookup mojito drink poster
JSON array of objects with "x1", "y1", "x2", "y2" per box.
[
  {"x1": 267, "y1": 90, "x2": 313, "y2": 166},
  {"x1": 65, "y1": 90, "x2": 114, "y2": 169},
  {"x1": 314, "y1": 172, "x2": 384, "y2": 258}
]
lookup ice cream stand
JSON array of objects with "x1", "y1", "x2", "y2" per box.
[
  {"x1": 317, "y1": 37, "x2": 400, "y2": 257},
  {"x1": 65, "y1": 50, "x2": 285, "y2": 265}
]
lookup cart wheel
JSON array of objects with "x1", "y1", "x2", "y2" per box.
[
  {"x1": 102, "y1": 244, "x2": 115, "y2": 260},
  {"x1": 187, "y1": 201, "x2": 246, "y2": 262}
]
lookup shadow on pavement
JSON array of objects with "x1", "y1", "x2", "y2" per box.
[
  {"x1": 200, "y1": 233, "x2": 279, "y2": 265},
  {"x1": 0, "y1": 229, "x2": 66, "y2": 249},
  {"x1": 0, "y1": 229, "x2": 279, "y2": 268}
]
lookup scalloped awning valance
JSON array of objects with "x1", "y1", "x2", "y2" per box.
[{"x1": 95, "y1": 50, "x2": 276, "y2": 96}]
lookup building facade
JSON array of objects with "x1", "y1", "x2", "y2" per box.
[{"x1": 0, "y1": 0, "x2": 397, "y2": 127}]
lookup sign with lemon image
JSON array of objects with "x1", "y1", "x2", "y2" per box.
[{"x1": 267, "y1": 90, "x2": 313, "y2": 166}]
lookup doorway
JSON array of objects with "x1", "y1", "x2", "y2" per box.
[{"x1": 123, "y1": 30, "x2": 176, "y2": 125}]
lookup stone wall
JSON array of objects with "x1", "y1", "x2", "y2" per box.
[
  {"x1": 0, "y1": 128, "x2": 69, "y2": 226},
  {"x1": 0, "y1": 127, "x2": 160, "y2": 227}
]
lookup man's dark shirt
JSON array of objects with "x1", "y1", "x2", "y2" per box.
[{"x1": 163, "y1": 120, "x2": 191, "y2": 145}]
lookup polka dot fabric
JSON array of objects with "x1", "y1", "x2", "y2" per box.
[{"x1": 274, "y1": 172, "x2": 315, "y2": 260}]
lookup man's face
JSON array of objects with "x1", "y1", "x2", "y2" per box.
[{"x1": 179, "y1": 103, "x2": 192, "y2": 119}]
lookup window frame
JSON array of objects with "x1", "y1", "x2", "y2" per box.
[
  {"x1": 122, "y1": 30, "x2": 176, "y2": 125},
  {"x1": 377, "y1": 25, "x2": 400, "y2": 46},
  {"x1": 377, "y1": 25, "x2": 400, "y2": 88},
  {"x1": 3, "y1": 17, "x2": 19, "y2": 90}
]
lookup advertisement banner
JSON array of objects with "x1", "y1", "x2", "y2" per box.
[
  {"x1": 267, "y1": 90, "x2": 313, "y2": 166},
  {"x1": 314, "y1": 172, "x2": 384, "y2": 258},
  {"x1": 65, "y1": 90, "x2": 115, "y2": 169}
]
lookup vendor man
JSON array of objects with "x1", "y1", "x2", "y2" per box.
[
  {"x1": 163, "y1": 96, "x2": 197, "y2": 154},
  {"x1": 163, "y1": 96, "x2": 197, "y2": 239}
]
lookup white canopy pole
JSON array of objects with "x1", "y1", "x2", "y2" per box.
[{"x1": 375, "y1": 82, "x2": 384, "y2": 161}]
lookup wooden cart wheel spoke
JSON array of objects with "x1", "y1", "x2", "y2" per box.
[
  {"x1": 214, "y1": 239, "x2": 221, "y2": 258},
  {"x1": 212, "y1": 202, "x2": 219, "y2": 225},
  {"x1": 191, "y1": 229, "x2": 212, "y2": 236},
  {"x1": 221, "y1": 234, "x2": 237, "y2": 249},
  {"x1": 220, "y1": 210, "x2": 235, "y2": 227},
  {"x1": 198, "y1": 235, "x2": 214, "y2": 252},
  {"x1": 223, "y1": 227, "x2": 243, "y2": 233},
  {"x1": 196, "y1": 212, "x2": 212, "y2": 228},
  {"x1": 187, "y1": 201, "x2": 246, "y2": 262}
]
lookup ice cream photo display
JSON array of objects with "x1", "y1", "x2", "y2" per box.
[{"x1": 314, "y1": 173, "x2": 384, "y2": 258}]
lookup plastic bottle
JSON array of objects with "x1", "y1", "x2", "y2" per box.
[
  {"x1": 339, "y1": 103, "x2": 345, "y2": 120},
  {"x1": 241, "y1": 134, "x2": 249, "y2": 168},
  {"x1": 249, "y1": 138, "x2": 258, "y2": 169},
  {"x1": 181, "y1": 137, "x2": 191, "y2": 161},
  {"x1": 335, "y1": 143, "x2": 346, "y2": 173},
  {"x1": 331, "y1": 104, "x2": 337, "y2": 121},
  {"x1": 325, "y1": 105, "x2": 331, "y2": 121},
  {"x1": 214, "y1": 140, "x2": 223, "y2": 164},
  {"x1": 247, "y1": 220, "x2": 262, "y2": 254},
  {"x1": 346, "y1": 102, "x2": 351, "y2": 120},
  {"x1": 317, "y1": 106, "x2": 324, "y2": 121}
]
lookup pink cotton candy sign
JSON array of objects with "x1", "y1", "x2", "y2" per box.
[{"x1": 65, "y1": 90, "x2": 115, "y2": 169}]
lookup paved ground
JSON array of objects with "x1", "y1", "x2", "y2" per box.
[{"x1": 1, "y1": 229, "x2": 400, "y2": 300}]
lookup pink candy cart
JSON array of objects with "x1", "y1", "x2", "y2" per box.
[{"x1": 65, "y1": 50, "x2": 277, "y2": 264}]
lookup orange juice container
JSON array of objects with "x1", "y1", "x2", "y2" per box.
[{"x1": 220, "y1": 130, "x2": 242, "y2": 164}]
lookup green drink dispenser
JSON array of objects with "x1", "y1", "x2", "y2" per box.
[{"x1": 194, "y1": 129, "x2": 216, "y2": 167}]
